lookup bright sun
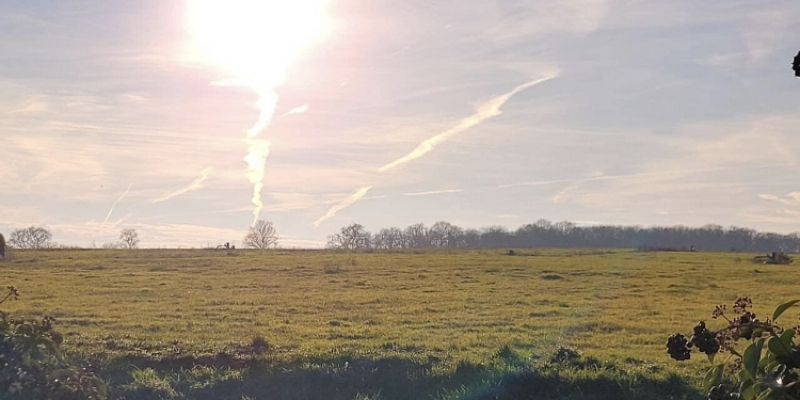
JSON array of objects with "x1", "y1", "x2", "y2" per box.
[
  {"x1": 186, "y1": 0, "x2": 331, "y2": 225},
  {"x1": 187, "y1": 0, "x2": 330, "y2": 88}
]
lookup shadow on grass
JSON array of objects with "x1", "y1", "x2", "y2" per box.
[
  {"x1": 104, "y1": 352, "x2": 702, "y2": 400},
  {"x1": 465, "y1": 369, "x2": 699, "y2": 400}
]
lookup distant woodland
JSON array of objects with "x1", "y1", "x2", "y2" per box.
[{"x1": 327, "y1": 220, "x2": 800, "y2": 252}]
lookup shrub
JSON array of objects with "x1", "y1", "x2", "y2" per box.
[
  {"x1": 667, "y1": 297, "x2": 800, "y2": 400},
  {"x1": 0, "y1": 286, "x2": 107, "y2": 399}
]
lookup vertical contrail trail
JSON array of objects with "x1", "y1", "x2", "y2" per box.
[
  {"x1": 186, "y1": 0, "x2": 331, "y2": 226},
  {"x1": 243, "y1": 91, "x2": 279, "y2": 225},
  {"x1": 103, "y1": 183, "x2": 132, "y2": 226}
]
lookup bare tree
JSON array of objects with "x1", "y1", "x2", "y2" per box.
[
  {"x1": 119, "y1": 229, "x2": 140, "y2": 249},
  {"x1": 429, "y1": 221, "x2": 465, "y2": 248},
  {"x1": 373, "y1": 227, "x2": 404, "y2": 250},
  {"x1": 403, "y1": 223, "x2": 430, "y2": 248},
  {"x1": 327, "y1": 224, "x2": 371, "y2": 250},
  {"x1": 243, "y1": 220, "x2": 279, "y2": 249},
  {"x1": 323, "y1": 220, "x2": 800, "y2": 253},
  {"x1": 0, "y1": 233, "x2": 5, "y2": 258},
  {"x1": 8, "y1": 227, "x2": 53, "y2": 249}
]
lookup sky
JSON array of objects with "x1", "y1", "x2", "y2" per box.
[{"x1": 1, "y1": 0, "x2": 799, "y2": 248}]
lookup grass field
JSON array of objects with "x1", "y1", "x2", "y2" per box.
[{"x1": 0, "y1": 249, "x2": 797, "y2": 400}]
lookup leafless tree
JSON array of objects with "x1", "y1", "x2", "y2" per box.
[
  {"x1": 373, "y1": 227, "x2": 404, "y2": 250},
  {"x1": 119, "y1": 229, "x2": 140, "y2": 249},
  {"x1": 323, "y1": 220, "x2": 800, "y2": 252},
  {"x1": 8, "y1": 227, "x2": 53, "y2": 249},
  {"x1": 429, "y1": 221, "x2": 465, "y2": 248},
  {"x1": 243, "y1": 220, "x2": 279, "y2": 249},
  {"x1": 327, "y1": 224, "x2": 371, "y2": 250},
  {"x1": 403, "y1": 223, "x2": 430, "y2": 248}
]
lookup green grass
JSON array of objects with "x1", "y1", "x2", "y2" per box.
[{"x1": 0, "y1": 248, "x2": 796, "y2": 399}]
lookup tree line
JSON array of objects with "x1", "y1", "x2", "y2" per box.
[
  {"x1": 0, "y1": 221, "x2": 279, "y2": 251},
  {"x1": 327, "y1": 220, "x2": 800, "y2": 253},
  {"x1": 1, "y1": 226, "x2": 141, "y2": 250},
  {"x1": 3, "y1": 220, "x2": 798, "y2": 252}
]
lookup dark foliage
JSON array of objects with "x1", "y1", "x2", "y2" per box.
[
  {"x1": 0, "y1": 286, "x2": 107, "y2": 400},
  {"x1": 668, "y1": 297, "x2": 800, "y2": 400},
  {"x1": 793, "y1": 51, "x2": 800, "y2": 77}
]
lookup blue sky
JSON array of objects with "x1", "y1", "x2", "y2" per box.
[{"x1": 1, "y1": 0, "x2": 799, "y2": 247}]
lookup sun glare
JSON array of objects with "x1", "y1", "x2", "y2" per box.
[
  {"x1": 186, "y1": 0, "x2": 332, "y2": 225},
  {"x1": 187, "y1": 0, "x2": 330, "y2": 88}
]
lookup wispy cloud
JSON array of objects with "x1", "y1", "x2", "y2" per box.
[
  {"x1": 759, "y1": 192, "x2": 800, "y2": 206},
  {"x1": 313, "y1": 186, "x2": 372, "y2": 227},
  {"x1": 102, "y1": 183, "x2": 132, "y2": 226},
  {"x1": 402, "y1": 189, "x2": 463, "y2": 196},
  {"x1": 152, "y1": 167, "x2": 213, "y2": 204},
  {"x1": 379, "y1": 74, "x2": 559, "y2": 173}
]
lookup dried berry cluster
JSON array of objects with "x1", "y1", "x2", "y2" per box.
[
  {"x1": 666, "y1": 333, "x2": 691, "y2": 361},
  {"x1": 691, "y1": 321, "x2": 720, "y2": 355},
  {"x1": 667, "y1": 297, "x2": 780, "y2": 361}
]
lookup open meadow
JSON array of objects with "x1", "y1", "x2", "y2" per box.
[{"x1": 0, "y1": 249, "x2": 797, "y2": 400}]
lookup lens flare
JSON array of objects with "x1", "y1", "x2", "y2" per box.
[{"x1": 187, "y1": 0, "x2": 330, "y2": 224}]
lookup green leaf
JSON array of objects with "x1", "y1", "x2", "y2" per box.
[
  {"x1": 91, "y1": 376, "x2": 108, "y2": 399},
  {"x1": 779, "y1": 329, "x2": 795, "y2": 345},
  {"x1": 742, "y1": 381, "x2": 757, "y2": 400},
  {"x1": 758, "y1": 353, "x2": 771, "y2": 368},
  {"x1": 755, "y1": 388, "x2": 775, "y2": 400},
  {"x1": 743, "y1": 340, "x2": 764, "y2": 380},
  {"x1": 708, "y1": 352, "x2": 716, "y2": 365},
  {"x1": 765, "y1": 361, "x2": 781, "y2": 372},
  {"x1": 772, "y1": 300, "x2": 800, "y2": 322},
  {"x1": 34, "y1": 336, "x2": 63, "y2": 361},
  {"x1": 703, "y1": 365, "x2": 724, "y2": 391},
  {"x1": 768, "y1": 337, "x2": 790, "y2": 357},
  {"x1": 739, "y1": 368, "x2": 753, "y2": 384}
]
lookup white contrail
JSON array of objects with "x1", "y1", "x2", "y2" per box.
[
  {"x1": 314, "y1": 75, "x2": 558, "y2": 226},
  {"x1": 313, "y1": 186, "x2": 372, "y2": 227},
  {"x1": 103, "y1": 183, "x2": 132, "y2": 225},
  {"x1": 552, "y1": 184, "x2": 581, "y2": 204},
  {"x1": 152, "y1": 167, "x2": 213, "y2": 204},
  {"x1": 243, "y1": 91, "x2": 279, "y2": 225},
  {"x1": 282, "y1": 104, "x2": 310, "y2": 117},
  {"x1": 402, "y1": 189, "x2": 463, "y2": 196},
  {"x1": 379, "y1": 75, "x2": 558, "y2": 173}
]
